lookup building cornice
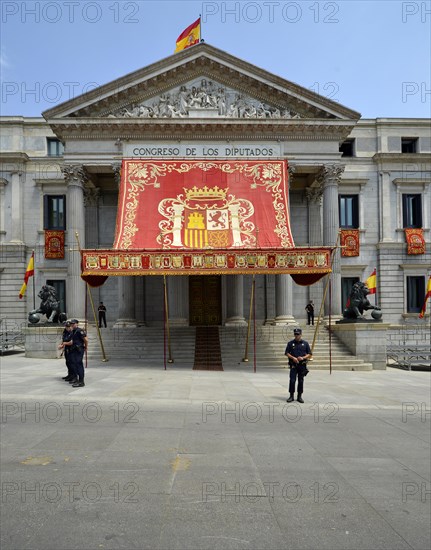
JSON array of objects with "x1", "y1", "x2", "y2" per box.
[
  {"x1": 373, "y1": 153, "x2": 431, "y2": 164},
  {"x1": 0, "y1": 152, "x2": 30, "y2": 163},
  {"x1": 46, "y1": 118, "x2": 356, "y2": 142}
]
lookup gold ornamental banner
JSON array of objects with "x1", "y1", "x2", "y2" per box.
[
  {"x1": 405, "y1": 228, "x2": 426, "y2": 255},
  {"x1": 340, "y1": 229, "x2": 360, "y2": 257},
  {"x1": 45, "y1": 230, "x2": 65, "y2": 259},
  {"x1": 81, "y1": 247, "x2": 333, "y2": 277}
]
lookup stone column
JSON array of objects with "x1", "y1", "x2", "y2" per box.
[
  {"x1": 306, "y1": 185, "x2": 324, "y2": 314},
  {"x1": 84, "y1": 188, "x2": 100, "y2": 248},
  {"x1": 62, "y1": 165, "x2": 87, "y2": 320},
  {"x1": 274, "y1": 274, "x2": 295, "y2": 324},
  {"x1": 380, "y1": 171, "x2": 392, "y2": 242},
  {"x1": 115, "y1": 277, "x2": 137, "y2": 327},
  {"x1": 84, "y1": 188, "x2": 100, "y2": 306},
  {"x1": 319, "y1": 164, "x2": 345, "y2": 317},
  {"x1": 10, "y1": 171, "x2": 24, "y2": 243},
  {"x1": 225, "y1": 275, "x2": 247, "y2": 325},
  {"x1": 0, "y1": 178, "x2": 7, "y2": 244},
  {"x1": 167, "y1": 276, "x2": 188, "y2": 325},
  {"x1": 264, "y1": 274, "x2": 276, "y2": 324},
  {"x1": 135, "y1": 276, "x2": 146, "y2": 326}
]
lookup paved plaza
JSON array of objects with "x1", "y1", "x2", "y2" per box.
[{"x1": 1, "y1": 352, "x2": 430, "y2": 550}]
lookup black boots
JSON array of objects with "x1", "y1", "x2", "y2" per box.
[
  {"x1": 286, "y1": 394, "x2": 294, "y2": 402},
  {"x1": 297, "y1": 394, "x2": 304, "y2": 403}
]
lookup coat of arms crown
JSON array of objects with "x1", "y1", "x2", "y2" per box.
[{"x1": 185, "y1": 186, "x2": 227, "y2": 200}]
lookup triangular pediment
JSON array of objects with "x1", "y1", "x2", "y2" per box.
[{"x1": 43, "y1": 43, "x2": 360, "y2": 122}]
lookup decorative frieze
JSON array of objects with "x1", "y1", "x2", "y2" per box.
[{"x1": 106, "y1": 78, "x2": 302, "y2": 120}]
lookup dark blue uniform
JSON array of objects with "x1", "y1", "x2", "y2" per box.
[
  {"x1": 285, "y1": 337, "x2": 311, "y2": 396},
  {"x1": 69, "y1": 327, "x2": 87, "y2": 383},
  {"x1": 62, "y1": 328, "x2": 74, "y2": 379}
]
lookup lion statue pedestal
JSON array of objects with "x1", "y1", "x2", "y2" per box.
[{"x1": 334, "y1": 280, "x2": 388, "y2": 369}]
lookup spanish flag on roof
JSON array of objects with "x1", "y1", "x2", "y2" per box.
[{"x1": 175, "y1": 18, "x2": 200, "y2": 53}]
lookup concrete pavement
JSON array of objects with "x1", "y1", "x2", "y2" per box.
[{"x1": 1, "y1": 351, "x2": 430, "y2": 550}]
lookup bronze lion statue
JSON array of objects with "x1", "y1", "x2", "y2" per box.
[
  {"x1": 29, "y1": 285, "x2": 67, "y2": 324},
  {"x1": 343, "y1": 281, "x2": 382, "y2": 320}
]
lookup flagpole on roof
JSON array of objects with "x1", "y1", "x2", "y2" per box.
[{"x1": 199, "y1": 14, "x2": 202, "y2": 42}]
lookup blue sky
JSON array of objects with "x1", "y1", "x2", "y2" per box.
[{"x1": 1, "y1": 0, "x2": 430, "y2": 118}]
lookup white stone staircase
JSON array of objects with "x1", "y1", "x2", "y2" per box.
[{"x1": 86, "y1": 323, "x2": 373, "y2": 371}]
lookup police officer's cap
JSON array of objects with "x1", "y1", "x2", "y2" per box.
[
  {"x1": 70, "y1": 319, "x2": 79, "y2": 324},
  {"x1": 293, "y1": 328, "x2": 302, "y2": 335},
  {"x1": 64, "y1": 321, "x2": 71, "y2": 327}
]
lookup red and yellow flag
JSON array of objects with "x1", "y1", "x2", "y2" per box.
[
  {"x1": 175, "y1": 18, "x2": 200, "y2": 52},
  {"x1": 365, "y1": 268, "x2": 377, "y2": 295},
  {"x1": 419, "y1": 276, "x2": 431, "y2": 318},
  {"x1": 19, "y1": 251, "x2": 35, "y2": 299}
]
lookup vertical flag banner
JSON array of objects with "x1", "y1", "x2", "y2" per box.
[
  {"x1": 175, "y1": 18, "x2": 200, "y2": 52},
  {"x1": 404, "y1": 228, "x2": 426, "y2": 254},
  {"x1": 419, "y1": 276, "x2": 431, "y2": 318},
  {"x1": 19, "y1": 251, "x2": 35, "y2": 299},
  {"x1": 340, "y1": 229, "x2": 360, "y2": 256},
  {"x1": 366, "y1": 268, "x2": 377, "y2": 294}
]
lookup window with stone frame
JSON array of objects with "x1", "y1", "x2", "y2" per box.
[
  {"x1": 402, "y1": 194, "x2": 422, "y2": 228},
  {"x1": 401, "y1": 137, "x2": 418, "y2": 154},
  {"x1": 339, "y1": 138, "x2": 355, "y2": 157},
  {"x1": 339, "y1": 195, "x2": 359, "y2": 228},
  {"x1": 406, "y1": 276, "x2": 425, "y2": 313},
  {"x1": 44, "y1": 195, "x2": 66, "y2": 230},
  {"x1": 47, "y1": 138, "x2": 64, "y2": 157}
]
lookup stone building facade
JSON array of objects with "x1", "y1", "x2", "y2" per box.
[{"x1": 1, "y1": 44, "x2": 430, "y2": 333}]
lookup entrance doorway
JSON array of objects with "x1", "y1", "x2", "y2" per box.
[{"x1": 189, "y1": 275, "x2": 222, "y2": 325}]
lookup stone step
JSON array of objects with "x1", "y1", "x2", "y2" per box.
[{"x1": 85, "y1": 325, "x2": 372, "y2": 371}]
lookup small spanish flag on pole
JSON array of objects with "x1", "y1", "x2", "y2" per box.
[
  {"x1": 19, "y1": 251, "x2": 34, "y2": 299},
  {"x1": 419, "y1": 275, "x2": 431, "y2": 318},
  {"x1": 175, "y1": 17, "x2": 201, "y2": 52},
  {"x1": 365, "y1": 268, "x2": 377, "y2": 295}
]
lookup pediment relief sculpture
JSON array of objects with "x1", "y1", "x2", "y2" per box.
[{"x1": 106, "y1": 78, "x2": 302, "y2": 120}]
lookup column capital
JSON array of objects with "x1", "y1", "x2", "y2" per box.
[
  {"x1": 288, "y1": 164, "x2": 296, "y2": 180},
  {"x1": 84, "y1": 187, "x2": 100, "y2": 207},
  {"x1": 62, "y1": 164, "x2": 88, "y2": 188},
  {"x1": 306, "y1": 185, "x2": 323, "y2": 204},
  {"x1": 111, "y1": 163, "x2": 122, "y2": 187},
  {"x1": 317, "y1": 164, "x2": 345, "y2": 187}
]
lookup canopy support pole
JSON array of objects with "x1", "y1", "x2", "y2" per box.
[
  {"x1": 75, "y1": 232, "x2": 108, "y2": 362},
  {"x1": 311, "y1": 230, "x2": 340, "y2": 359},
  {"x1": 163, "y1": 275, "x2": 174, "y2": 364},
  {"x1": 242, "y1": 274, "x2": 255, "y2": 363}
]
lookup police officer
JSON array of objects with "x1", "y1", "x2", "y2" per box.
[
  {"x1": 58, "y1": 321, "x2": 75, "y2": 382},
  {"x1": 98, "y1": 302, "x2": 107, "y2": 328},
  {"x1": 67, "y1": 319, "x2": 88, "y2": 388},
  {"x1": 285, "y1": 327, "x2": 311, "y2": 403}
]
